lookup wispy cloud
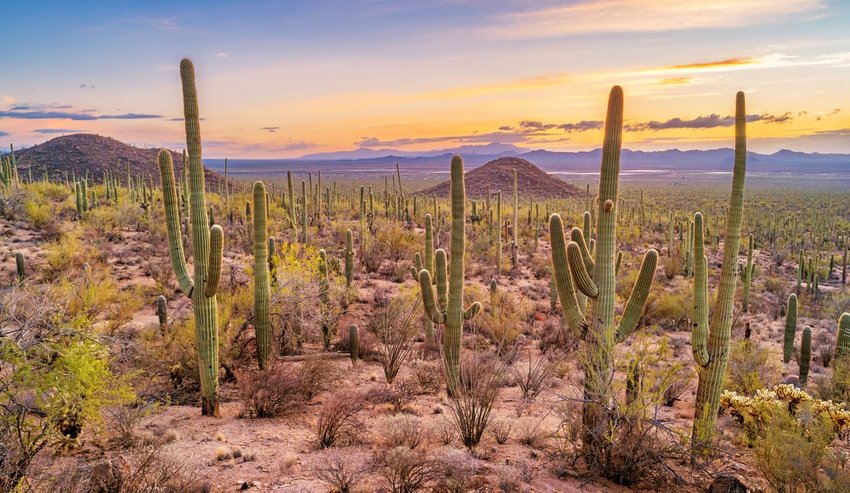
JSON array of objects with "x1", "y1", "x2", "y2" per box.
[
  {"x1": 487, "y1": 0, "x2": 825, "y2": 39},
  {"x1": 0, "y1": 103, "x2": 162, "y2": 121},
  {"x1": 625, "y1": 112, "x2": 794, "y2": 131},
  {"x1": 215, "y1": 52, "x2": 229, "y2": 59},
  {"x1": 261, "y1": 126, "x2": 280, "y2": 133},
  {"x1": 33, "y1": 128, "x2": 83, "y2": 134},
  {"x1": 667, "y1": 58, "x2": 754, "y2": 70},
  {"x1": 659, "y1": 77, "x2": 694, "y2": 86},
  {"x1": 0, "y1": 130, "x2": 8, "y2": 137}
]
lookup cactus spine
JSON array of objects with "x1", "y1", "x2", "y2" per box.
[
  {"x1": 783, "y1": 294, "x2": 797, "y2": 364},
  {"x1": 548, "y1": 86, "x2": 658, "y2": 460},
  {"x1": 417, "y1": 156, "x2": 482, "y2": 391},
  {"x1": 253, "y1": 181, "x2": 272, "y2": 369},
  {"x1": 691, "y1": 91, "x2": 748, "y2": 449},
  {"x1": 741, "y1": 234, "x2": 754, "y2": 312},
  {"x1": 158, "y1": 59, "x2": 223, "y2": 416},
  {"x1": 800, "y1": 326, "x2": 812, "y2": 387}
]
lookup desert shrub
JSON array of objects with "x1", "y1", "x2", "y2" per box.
[
  {"x1": 368, "y1": 379, "x2": 418, "y2": 413},
  {"x1": 240, "y1": 360, "x2": 339, "y2": 418},
  {"x1": 268, "y1": 244, "x2": 324, "y2": 354},
  {"x1": 471, "y1": 288, "x2": 524, "y2": 356},
  {"x1": 23, "y1": 199, "x2": 52, "y2": 229},
  {"x1": 103, "y1": 400, "x2": 158, "y2": 448},
  {"x1": 511, "y1": 349, "x2": 558, "y2": 404},
  {"x1": 375, "y1": 220, "x2": 418, "y2": 262},
  {"x1": 644, "y1": 286, "x2": 690, "y2": 330},
  {"x1": 825, "y1": 291, "x2": 850, "y2": 321},
  {"x1": 44, "y1": 444, "x2": 207, "y2": 493},
  {"x1": 433, "y1": 420, "x2": 457, "y2": 445},
  {"x1": 662, "y1": 249, "x2": 683, "y2": 280},
  {"x1": 43, "y1": 229, "x2": 103, "y2": 279},
  {"x1": 817, "y1": 358, "x2": 850, "y2": 404},
  {"x1": 445, "y1": 353, "x2": 507, "y2": 448},
  {"x1": 315, "y1": 391, "x2": 367, "y2": 448},
  {"x1": 379, "y1": 447, "x2": 440, "y2": 493},
  {"x1": 816, "y1": 329, "x2": 836, "y2": 368},
  {"x1": 313, "y1": 448, "x2": 372, "y2": 493},
  {"x1": 379, "y1": 415, "x2": 426, "y2": 449},
  {"x1": 555, "y1": 336, "x2": 687, "y2": 487},
  {"x1": 432, "y1": 448, "x2": 484, "y2": 493},
  {"x1": 359, "y1": 235, "x2": 386, "y2": 274},
  {"x1": 408, "y1": 359, "x2": 443, "y2": 394},
  {"x1": 0, "y1": 188, "x2": 26, "y2": 220},
  {"x1": 1, "y1": 332, "x2": 133, "y2": 492},
  {"x1": 366, "y1": 295, "x2": 421, "y2": 383},
  {"x1": 724, "y1": 340, "x2": 780, "y2": 395},
  {"x1": 489, "y1": 419, "x2": 512, "y2": 444}
]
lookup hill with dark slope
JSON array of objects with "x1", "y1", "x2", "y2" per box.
[
  {"x1": 11, "y1": 134, "x2": 224, "y2": 188},
  {"x1": 420, "y1": 156, "x2": 581, "y2": 199}
]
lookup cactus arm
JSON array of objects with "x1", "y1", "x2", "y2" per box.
[
  {"x1": 549, "y1": 214, "x2": 587, "y2": 334},
  {"x1": 204, "y1": 225, "x2": 223, "y2": 298},
  {"x1": 157, "y1": 149, "x2": 195, "y2": 296},
  {"x1": 424, "y1": 213, "x2": 435, "y2": 274},
  {"x1": 418, "y1": 269, "x2": 446, "y2": 324},
  {"x1": 414, "y1": 252, "x2": 423, "y2": 272},
  {"x1": 435, "y1": 248, "x2": 448, "y2": 310},
  {"x1": 567, "y1": 241, "x2": 599, "y2": 298},
  {"x1": 570, "y1": 227, "x2": 595, "y2": 273},
  {"x1": 463, "y1": 302, "x2": 482, "y2": 320},
  {"x1": 615, "y1": 249, "x2": 658, "y2": 342},
  {"x1": 691, "y1": 212, "x2": 710, "y2": 367},
  {"x1": 615, "y1": 251, "x2": 622, "y2": 276}
]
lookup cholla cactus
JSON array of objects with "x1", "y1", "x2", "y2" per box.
[
  {"x1": 691, "y1": 91, "x2": 748, "y2": 448},
  {"x1": 417, "y1": 156, "x2": 482, "y2": 391},
  {"x1": 548, "y1": 86, "x2": 658, "y2": 459},
  {"x1": 157, "y1": 59, "x2": 224, "y2": 417}
]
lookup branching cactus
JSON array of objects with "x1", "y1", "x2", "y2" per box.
[
  {"x1": 783, "y1": 294, "x2": 797, "y2": 364},
  {"x1": 691, "y1": 91, "x2": 748, "y2": 450},
  {"x1": 741, "y1": 234, "x2": 755, "y2": 312},
  {"x1": 548, "y1": 86, "x2": 658, "y2": 459},
  {"x1": 253, "y1": 181, "x2": 272, "y2": 369},
  {"x1": 157, "y1": 59, "x2": 224, "y2": 417},
  {"x1": 417, "y1": 156, "x2": 482, "y2": 391},
  {"x1": 800, "y1": 326, "x2": 812, "y2": 387}
]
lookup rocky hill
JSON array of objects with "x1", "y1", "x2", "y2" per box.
[
  {"x1": 420, "y1": 156, "x2": 581, "y2": 199},
  {"x1": 10, "y1": 134, "x2": 224, "y2": 188}
]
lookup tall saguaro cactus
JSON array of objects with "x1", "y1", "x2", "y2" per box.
[
  {"x1": 548, "y1": 86, "x2": 658, "y2": 460},
  {"x1": 741, "y1": 234, "x2": 754, "y2": 312},
  {"x1": 253, "y1": 181, "x2": 272, "y2": 369},
  {"x1": 691, "y1": 91, "x2": 748, "y2": 449},
  {"x1": 783, "y1": 294, "x2": 797, "y2": 364},
  {"x1": 158, "y1": 59, "x2": 224, "y2": 417},
  {"x1": 417, "y1": 156, "x2": 482, "y2": 390}
]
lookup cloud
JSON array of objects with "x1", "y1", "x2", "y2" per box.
[
  {"x1": 0, "y1": 104, "x2": 161, "y2": 121},
  {"x1": 625, "y1": 112, "x2": 794, "y2": 131},
  {"x1": 0, "y1": 131, "x2": 8, "y2": 137},
  {"x1": 262, "y1": 126, "x2": 280, "y2": 133},
  {"x1": 486, "y1": 0, "x2": 825, "y2": 39},
  {"x1": 281, "y1": 141, "x2": 317, "y2": 151},
  {"x1": 812, "y1": 128, "x2": 850, "y2": 136},
  {"x1": 557, "y1": 121, "x2": 604, "y2": 132},
  {"x1": 33, "y1": 128, "x2": 83, "y2": 134},
  {"x1": 79, "y1": 84, "x2": 96, "y2": 89},
  {"x1": 215, "y1": 52, "x2": 229, "y2": 59},
  {"x1": 667, "y1": 58, "x2": 754, "y2": 70},
  {"x1": 659, "y1": 77, "x2": 693, "y2": 85}
]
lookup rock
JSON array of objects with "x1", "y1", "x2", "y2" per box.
[{"x1": 706, "y1": 474, "x2": 749, "y2": 493}]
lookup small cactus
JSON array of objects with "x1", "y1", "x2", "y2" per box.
[
  {"x1": 15, "y1": 252, "x2": 25, "y2": 282},
  {"x1": 800, "y1": 326, "x2": 812, "y2": 387},
  {"x1": 157, "y1": 295, "x2": 168, "y2": 335},
  {"x1": 349, "y1": 325, "x2": 359, "y2": 366},
  {"x1": 783, "y1": 294, "x2": 797, "y2": 364}
]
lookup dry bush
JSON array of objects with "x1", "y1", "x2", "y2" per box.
[
  {"x1": 239, "y1": 360, "x2": 339, "y2": 418},
  {"x1": 816, "y1": 329, "x2": 835, "y2": 368},
  {"x1": 445, "y1": 353, "x2": 507, "y2": 448},
  {"x1": 511, "y1": 349, "x2": 558, "y2": 403},
  {"x1": 368, "y1": 379, "x2": 418, "y2": 413},
  {"x1": 408, "y1": 359, "x2": 443, "y2": 394},
  {"x1": 489, "y1": 419, "x2": 512, "y2": 444},
  {"x1": 312, "y1": 448, "x2": 372, "y2": 493},
  {"x1": 315, "y1": 391, "x2": 368, "y2": 448},
  {"x1": 43, "y1": 444, "x2": 208, "y2": 493},
  {"x1": 724, "y1": 340, "x2": 780, "y2": 395},
  {"x1": 366, "y1": 295, "x2": 421, "y2": 383},
  {"x1": 431, "y1": 448, "x2": 485, "y2": 493},
  {"x1": 644, "y1": 286, "x2": 691, "y2": 330},
  {"x1": 103, "y1": 401, "x2": 158, "y2": 448},
  {"x1": 515, "y1": 417, "x2": 549, "y2": 449},
  {"x1": 359, "y1": 236, "x2": 386, "y2": 274},
  {"x1": 433, "y1": 420, "x2": 457, "y2": 445},
  {"x1": 471, "y1": 289, "x2": 525, "y2": 355},
  {"x1": 379, "y1": 415, "x2": 426, "y2": 449},
  {"x1": 379, "y1": 447, "x2": 440, "y2": 493}
]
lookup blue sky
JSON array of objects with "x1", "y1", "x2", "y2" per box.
[{"x1": 2, "y1": 0, "x2": 850, "y2": 157}]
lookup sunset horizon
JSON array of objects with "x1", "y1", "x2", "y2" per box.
[{"x1": 3, "y1": 0, "x2": 850, "y2": 158}]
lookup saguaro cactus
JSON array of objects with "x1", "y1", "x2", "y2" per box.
[
  {"x1": 548, "y1": 86, "x2": 658, "y2": 460},
  {"x1": 319, "y1": 249, "x2": 331, "y2": 350},
  {"x1": 835, "y1": 313, "x2": 850, "y2": 363},
  {"x1": 253, "y1": 181, "x2": 272, "y2": 369},
  {"x1": 800, "y1": 326, "x2": 812, "y2": 387},
  {"x1": 157, "y1": 295, "x2": 168, "y2": 335},
  {"x1": 342, "y1": 229, "x2": 355, "y2": 287},
  {"x1": 741, "y1": 234, "x2": 754, "y2": 312},
  {"x1": 349, "y1": 325, "x2": 359, "y2": 366},
  {"x1": 691, "y1": 91, "x2": 748, "y2": 449},
  {"x1": 417, "y1": 156, "x2": 482, "y2": 390},
  {"x1": 157, "y1": 59, "x2": 224, "y2": 417},
  {"x1": 783, "y1": 294, "x2": 798, "y2": 364},
  {"x1": 14, "y1": 252, "x2": 25, "y2": 282},
  {"x1": 511, "y1": 169, "x2": 519, "y2": 267}
]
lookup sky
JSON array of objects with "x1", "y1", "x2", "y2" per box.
[{"x1": 1, "y1": 0, "x2": 849, "y2": 158}]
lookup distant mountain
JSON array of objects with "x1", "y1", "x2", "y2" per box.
[
  {"x1": 301, "y1": 142, "x2": 527, "y2": 160},
  {"x1": 9, "y1": 134, "x2": 224, "y2": 187},
  {"x1": 420, "y1": 157, "x2": 581, "y2": 198}
]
